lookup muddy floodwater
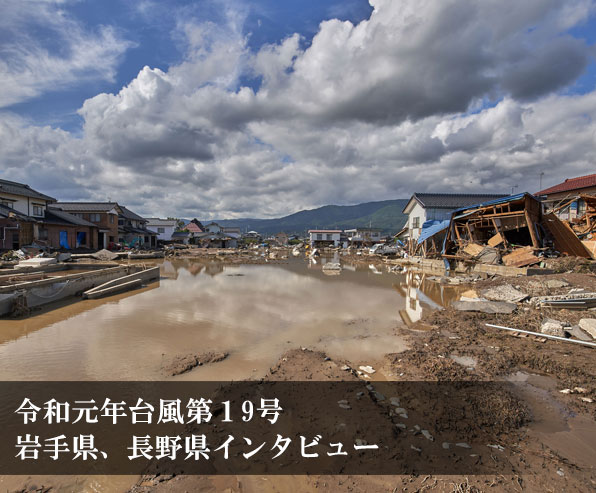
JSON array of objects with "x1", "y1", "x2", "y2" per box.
[{"x1": 0, "y1": 257, "x2": 460, "y2": 381}]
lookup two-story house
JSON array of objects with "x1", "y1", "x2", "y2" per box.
[
  {"x1": 536, "y1": 173, "x2": 596, "y2": 221},
  {"x1": 344, "y1": 228, "x2": 382, "y2": 246},
  {"x1": 145, "y1": 218, "x2": 177, "y2": 242},
  {"x1": 54, "y1": 202, "x2": 121, "y2": 249},
  {"x1": 0, "y1": 179, "x2": 98, "y2": 250},
  {"x1": 403, "y1": 193, "x2": 508, "y2": 241},
  {"x1": 55, "y1": 202, "x2": 157, "y2": 248},
  {"x1": 308, "y1": 229, "x2": 345, "y2": 248}
]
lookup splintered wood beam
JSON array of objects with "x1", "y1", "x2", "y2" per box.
[{"x1": 524, "y1": 209, "x2": 540, "y2": 248}]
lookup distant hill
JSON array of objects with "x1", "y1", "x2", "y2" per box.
[{"x1": 189, "y1": 199, "x2": 409, "y2": 236}]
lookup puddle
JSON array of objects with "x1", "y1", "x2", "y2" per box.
[
  {"x1": 506, "y1": 371, "x2": 596, "y2": 469},
  {"x1": 0, "y1": 258, "x2": 462, "y2": 381}
]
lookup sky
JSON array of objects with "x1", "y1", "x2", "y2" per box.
[{"x1": 1, "y1": 0, "x2": 596, "y2": 219}]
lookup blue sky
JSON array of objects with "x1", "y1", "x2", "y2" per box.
[
  {"x1": 5, "y1": 0, "x2": 374, "y2": 131},
  {"x1": 1, "y1": 0, "x2": 596, "y2": 219}
]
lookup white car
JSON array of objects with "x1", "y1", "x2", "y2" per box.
[{"x1": 369, "y1": 243, "x2": 384, "y2": 254}]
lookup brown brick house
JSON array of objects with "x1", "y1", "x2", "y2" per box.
[
  {"x1": 54, "y1": 202, "x2": 121, "y2": 249},
  {"x1": 0, "y1": 179, "x2": 99, "y2": 251},
  {"x1": 55, "y1": 202, "x2": 157, "y2": 249}
]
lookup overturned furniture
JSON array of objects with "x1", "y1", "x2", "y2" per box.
[{"x1": 0, "y1": 264, "x2": 160, "y2": 317}]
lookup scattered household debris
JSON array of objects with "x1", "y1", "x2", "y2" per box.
[
  {"x1": 486, "y1": 323, "x2": 596, "y2": 348},
  {"x1": 533, "y1": 292, "x2": 596, "y2": 309},
  {"x1": 91, "y1": 249, "x2": 120, "y2": 261}
]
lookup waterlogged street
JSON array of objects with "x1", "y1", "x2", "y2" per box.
[{"x1": 0, "y1": 257, "x2": 460, "y2": 381}]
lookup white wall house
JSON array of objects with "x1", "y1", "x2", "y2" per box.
[
  {"x1": 204, "y1": 222, "x2": 222, "y2": 233},
  {"x1": 402, "y1": 193, "x2": 508, "y2": 241},
  {"x1": 344, "y1": 228, "x2": 382, "y2": 244},
  {"x1": 308, "y1": 230, "x2": 343, "y2": 248},
  {"x1": 146, "y1": 218, "x2": 177, "y2": 242},
  {"x1": 0, "y1": 179, "x2": 55, "y2": 218}
]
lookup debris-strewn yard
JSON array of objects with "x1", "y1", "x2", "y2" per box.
[{"x1": 126, "y1": 267, "x2": 596, "y2": 492}]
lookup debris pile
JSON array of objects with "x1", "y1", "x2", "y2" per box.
[{"x1": 431, "y1": 193, "x2": 594, "y2": 267}]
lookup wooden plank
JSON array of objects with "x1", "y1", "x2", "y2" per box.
[
  {"x1": 487, "y1": 232, "x2": 504, "y2": 247},
  {"x1": 583, "y1": 240, "x2": 596, "y2": 260},
  {"x1": 543, "y1": 213, "x2": 591, "y2": 258},
  {"x1": 525, "y1": 209, "x2": 540, "y2": 248},
  {"x1": 502, "y1": 247, "x2": 539, "y2": 267},
  {"x1": 463, "y1": 243, "x2": 484, "y2": 257}
]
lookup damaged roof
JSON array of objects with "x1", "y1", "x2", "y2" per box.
[
  {"x1": 0, "y1": 179, "x2": 56, "y2": 202},
  {"x1": 537, "y1": 173, "x2": 596, "y2": 196},
  {"x1": 404, "y1": 193, "x2": 509, "y2": 213}
]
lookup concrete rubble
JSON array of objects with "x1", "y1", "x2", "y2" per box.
[
  {"x1": 481, "y1": 284, "x2": 528, "y2": 303},
  {"x1": 540, "y1": 318, "x2": 567, "y2": 337},
  {"x1": 578, "y1": 318, "x2": 596, "y2": 339},
  {"x1": 452, "y1": 299, "x2": 517, "y2": 314}
]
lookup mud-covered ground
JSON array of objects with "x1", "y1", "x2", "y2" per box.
[
  {"x1": 127, "y1": 264, "x2": 596, "y2": 493},
  {"x1": 7, "y1": 256, "x2": 596, "y2": 492}
]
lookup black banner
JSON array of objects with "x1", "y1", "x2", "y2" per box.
[{"x1": 0, "y1": 381, "x2": 528, "y2": 475}]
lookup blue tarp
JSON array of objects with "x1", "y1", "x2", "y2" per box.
[
  {"x1": 452, "y1": 193, "x2": 529, "y2": 219},
  {"x1": 59, "y1": 231, "x2": 69, "y2": 249},
  {"x1": 417, "y1": 219, "x2": 450, "y2": 244}
]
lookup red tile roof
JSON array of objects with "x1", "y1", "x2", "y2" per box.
[
  {"x1": 186, "y1": 222, "x2": 203, "y2": 233},
  {"x1": 537, "y1": 173, "x2": 596, "y2": 195}
]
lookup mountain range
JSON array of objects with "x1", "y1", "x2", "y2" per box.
[{"x1": 186, "y1": 199, "x2": 409, "y2": 236}]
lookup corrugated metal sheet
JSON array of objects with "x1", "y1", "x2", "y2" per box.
[{"x1": 417, "y1": 220, "x2": 449, "y2": 244}]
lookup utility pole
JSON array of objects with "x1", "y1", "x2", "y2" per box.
[
  {"x1": 539, "y1": 171, "x2": 544, "y2": 192},
  {"x1": 511, "y1": 185, "x2": 518, "y2": 195}
]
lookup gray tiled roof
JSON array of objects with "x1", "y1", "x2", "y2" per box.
[
  {"x1": 0, "y1": 203, "x2": 35, "y2": 221},
  {"x1": 46, "y1": 207, "x2": 97, "y2": 227},
  {"x1": 55, "y1": 202, "x2": 120, "y2": 212},
  {"x1": 119, "y1": 206, "x2": 146, "y2": 222},
  {"x1": 0, "y1": 179, "x2": 56, "y2": 202},
  {"x1": 411, "y1": 193, "x2": 509, "y2": 210}
]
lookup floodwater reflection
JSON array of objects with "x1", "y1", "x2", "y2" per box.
[{"x1": 0, "y1": 258, "x2": 461, "y2": 381}]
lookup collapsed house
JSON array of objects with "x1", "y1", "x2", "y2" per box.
[{"x1": 416, "y1": 193, "x2": 593, "y2": 267}]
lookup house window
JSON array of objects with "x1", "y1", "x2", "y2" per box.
[
  {"x1": 326, "y1": 234, "x2": 332, "y2": 241},
  {"x1": 32, "y1": 205, "x2": 44, "y2": 216},
  {"x1": 109, "y1": 215, "x2": 114, "y2": 224},
  {"x1": 38, "y1": 228, "x2": 48, "y2": 240},
  {"x1": 578, "y1": 200, "x2": 587, "y2": 215},
  {"x1": 0, "y1": 200, "x2": 13, "y2": 208},
  {"x1": 72, "y1": 213, "x2": 83, "y2": 218},
  {"x1": 316, "y1": 234, "x2": 322, "y2": 240},
  {"x1": 90, "y1": 213, "x2": 101, "y2": 222},
  {"x1": 412, "y1": 217, "x2": 420, "y2": 228},
  {"x1": 157, "y1": 227, "x2": 165, "y2": 233},
  {"x1": 118, "y1": 219, "x2": 124, "y2": 226}
]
